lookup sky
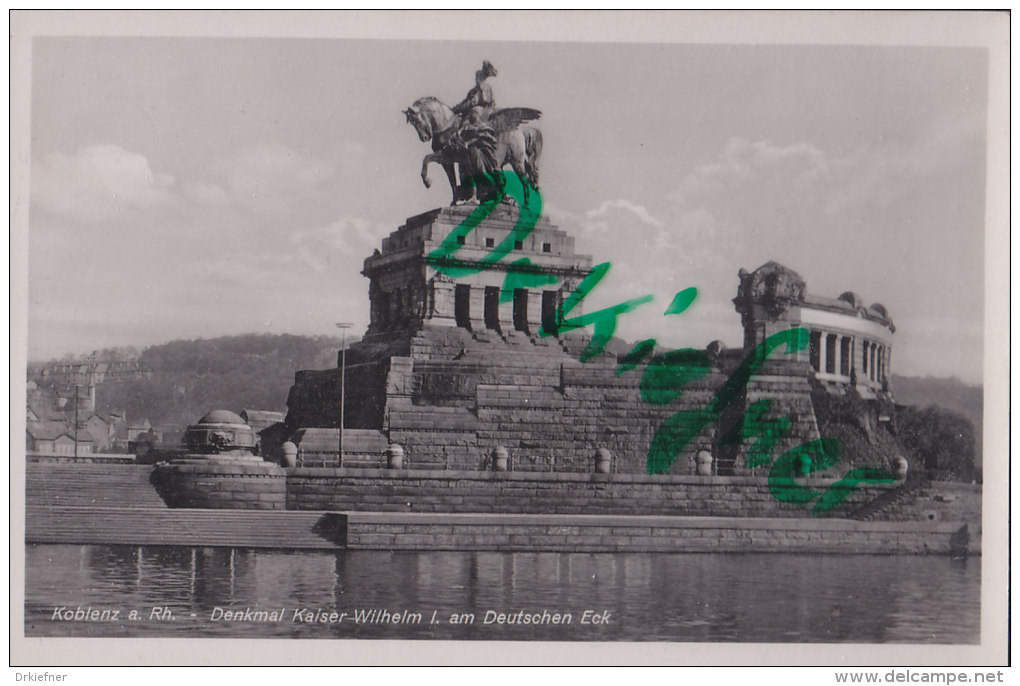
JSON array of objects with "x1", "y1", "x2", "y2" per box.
[{"x1": 21, "y1": 20, "x2": 994, "y2": 384}]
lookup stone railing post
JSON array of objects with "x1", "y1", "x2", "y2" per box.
[
  {"x1": 386, "y1": 443, "x2": 404, "y2": 469},
  {"x1": 696, "y1": 449, "x2": 713, "y2": 476},
  {"x1": 894, "y1": 455, "x2": 909, "y2": 481},
  {"x1": 491, "y1": 446, "x2": 509, "y2": 472},
  {"x1": 281, "y1": 441, "x2": 298, "y2": 468}
]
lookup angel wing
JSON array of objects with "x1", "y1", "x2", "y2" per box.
[{"x1": 486, "y1": 107, "x2": 542, "y2": 134}]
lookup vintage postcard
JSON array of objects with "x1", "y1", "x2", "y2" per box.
[{"x1": 9, "y1": 10, "x2": 1010, "y2": 670}]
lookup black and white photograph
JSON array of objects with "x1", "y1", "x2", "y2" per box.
[{"x1": 10, "y1": 10, "x2": 1009, "y2": 670}]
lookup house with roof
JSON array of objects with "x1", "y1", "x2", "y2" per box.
[{"x1": 26, "y1": 421, "x2": 93, "y2": 455}]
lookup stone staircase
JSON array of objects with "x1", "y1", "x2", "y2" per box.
[
  {"x1": 25, "y1": 462, "x2": 168, "y2": 508},
  {"x1": 848, "y1": 477, "x2": 925, "y2": 521},
  {"x1": 24, "y1": 462, "x2": 344, "y2": 549},
  {"x1": 25, "y1": 506, "x2": 343, "y2": 549}
]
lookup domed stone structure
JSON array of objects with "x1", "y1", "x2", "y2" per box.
[
  {"x1": 184, "y1": 409, "x2": 259, "y2": 454},
  {"x1": 152, "y1": 408, "x2": 286, "y2": 509}
]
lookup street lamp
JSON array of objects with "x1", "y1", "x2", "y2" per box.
[
  {"x1": 336, "y1": 322, "x2": 353, "y2": 466},
  {"x1": 73, "y1": 384, "x2": 80, "y2": 460}
]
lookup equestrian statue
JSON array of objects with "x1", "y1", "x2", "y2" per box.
[{"x1": 403, "y1": 60, "x2": 543, "y2": 206}]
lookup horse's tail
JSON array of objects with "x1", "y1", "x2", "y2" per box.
[{"x1": 524, "y1": 127, "x2": 543, "y2": 189}]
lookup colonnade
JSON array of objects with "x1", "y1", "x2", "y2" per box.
[
  {"x1": 809, "y1": 330, "x2": 889, "y2": 387},
  {"x1": 451, "y1": 284, "x2": 556, "y2": 335}
]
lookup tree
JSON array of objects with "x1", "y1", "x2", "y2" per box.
[{"x1": 895, "y1": 404, "x2": 977, "y2": 482}]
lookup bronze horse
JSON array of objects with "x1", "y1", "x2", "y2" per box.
[{"x1": 403, "y1": 96, "x2": 542, "y2": 205}]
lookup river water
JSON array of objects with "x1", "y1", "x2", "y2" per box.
[{"x1": 24, "y1": 544, "x2": 979, "y2": 643}]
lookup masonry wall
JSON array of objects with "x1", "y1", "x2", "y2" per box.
[
  {"x1": 286, "y1": 362, "x2": 389, "y2": 430},
  {"x1": 719, "y1": 358, "x2": 824, "y2": 475},
  {"x1": 285, "y1": 467, "x2": 981, "y2": 523},
  {"x1": 342, "y1": 512, "x2": 980, "y2": 555},
  {"x1": 287, "y1": 322, "x2": 843, "y2": 478},
  {"x1": 153, "y1": 461, "x2": 288, "y2": 510},
  {"x1": 386, "y1": 328, "x2": 829, "y2": 477}
]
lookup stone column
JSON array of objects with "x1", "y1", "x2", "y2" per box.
[
  {"x1": 526, "y1": 290, "x2": 544, "y2": 334},
  {"x1": 427, "y1": 275, "x2": 457, "y2": 327},
  {"x1": 468, "y1": 285, "x2": 487, "y2": 332},
  {"x1": 497, "y1": 288, "x2": 515, "y2": 333},
  {"x1": 817, "y1": 330, "x2": 827, "y2": 375}
]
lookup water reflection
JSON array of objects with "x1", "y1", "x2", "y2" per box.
[{"x1": 25, "y1": 544, "x2": 979, "y2": 643}]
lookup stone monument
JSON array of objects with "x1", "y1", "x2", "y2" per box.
[{"x1": 284, "y1": 65, "x2": 896, "y2": 477}]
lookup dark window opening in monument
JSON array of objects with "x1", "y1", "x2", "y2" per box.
[
  {"x1": 878, "y1": 347, "x2": 884, "y2": 382},
  {"x1": 513, "y1": 289, "x2": 528, "y2": 332},
  {"x1": 514, "y1": 240, "x2": 523, "y2": 250},
  {"x1": 455, "y1": 284, "x2": 471, "y2": 329},
  {"x1": 484, "y1": 287, "x2": 500, "y2": 330},
  {"x1": 825, "y1": 334, "x2": 836, "y2": 374},
  {"x1": 485, "y1": 237, "x2": 495, "y2": 248},
  {"x1": 840, "y1": 337, "x2": 851, "y2": 376},
  {"x1": 862, "y1": 341, "x2": 869, "y2": 375},
  {"x1": 809, "y1": 331, "x2": 821, "y2": 371},
  {"x1": 542, "y1": 242, "x2": 551, "y2": 253},
  {"x1": 456, "y1": 235, "x2": 466, "y2": 245},
  {"x1": 541, "y1": 290, "x2": 559, "y2": 333}
]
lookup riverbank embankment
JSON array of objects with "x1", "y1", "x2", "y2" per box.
[{"x1": 24, "y1": 461, "x2": 981, "y2": 555}]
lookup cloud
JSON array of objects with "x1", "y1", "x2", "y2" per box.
[
  {"x1": 214, "y1": 143, "x2": 334, "y2": 216},
  {"x1": 542, "y1": 198, "x2": 738, "y2": 351},
  {"x1": 825, "y1": 110, "x2": 987, "y2": 216},
  {"x1": 31, "y1": 145, "x2": 175, "y2": 223},
  {"x1": 586, "y1": 199, "x2": 665, "y2": 227},
  {"x1": 551, "y1": 198, "x2": 670, "y2": 256},
  {"x1": 182, "y1": 181, "x2": 230, "y2": 206},
  {"x1": 672, "y1": 138, "x2": 831, "y2": 207},
  {"x1": 548, "y1": 134, "x2": 984, "y2": 357},
  {"x1": 293, "y1": 217, "x2": 387, "y2": 263},
  {"x1": 27, "y1": 141, "x2": 373, "y2": 360},
  {"x1": 31, "y1": 142, "x2": 336, "y2": 226},
  {"x1": 542, "y1": 132, "x2": 985, "y2": 355}
]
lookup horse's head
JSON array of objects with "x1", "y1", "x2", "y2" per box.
[{"x1": 403, "y1": 105, "x2": 432, "y2": 143}]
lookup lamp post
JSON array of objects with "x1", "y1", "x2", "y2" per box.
[
  {"x1": 73, "y1": 384, "x2": 80, "y2": 459},
  {"x1": 336, "y1": 322, "x2": 353, "y2": 466}
]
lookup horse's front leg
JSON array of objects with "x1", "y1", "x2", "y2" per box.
[
  {"x1": 421, "y1": 152, "x2": 443, "y2": 189},
  {"x1": 442, "y1": 162, "x2": 461, "y2": 205}
]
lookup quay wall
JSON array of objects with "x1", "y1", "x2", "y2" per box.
[
  {"x1": 23, "y1": 463, "x2": 981, "y2": 554},
  {"x1": 342, "y1": 512, "x2": 980, "y2": 555},
  {"x1": 285, "y1": 467, "x2": 981, "y2": 523}
]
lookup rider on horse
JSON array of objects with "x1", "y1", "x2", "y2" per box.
[
  {"x1": 405, "y1": 61, "x2": 542, "y2": 205},
  {"x1": 452, "y1": 60, "x2": 498, "y2": 125}
]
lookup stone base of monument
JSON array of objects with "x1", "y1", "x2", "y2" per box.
[{"x1": 152, "y1": 454, "x2": 287, "y2": 510}]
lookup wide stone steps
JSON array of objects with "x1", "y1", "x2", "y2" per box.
[
  {"x1": 26, "y1": 463, "x2": 168, "y2": 508},
  {"x1": 25, "y1": 506, "x2": 344, "y2": 550}
]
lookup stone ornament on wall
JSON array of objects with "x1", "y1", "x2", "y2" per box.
[{"x1": 734, "y1": 261, "x2": 807, "y2": 320}]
